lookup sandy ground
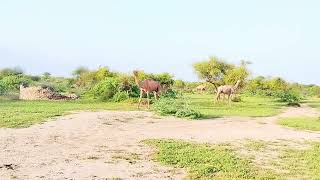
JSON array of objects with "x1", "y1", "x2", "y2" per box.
[{"x1": 1, "y1": 105, "x2": 320, "y2": 180}]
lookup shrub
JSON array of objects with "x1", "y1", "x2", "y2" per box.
[
  {"x1": 161, "y1": 89, "x2": 178, "y2": 98},
  {"x1": 113, "y1": 91, "x2": 129, "y2": 102},
  {"x1": 0, "y1": 83, "x2": 7, "y2": 95},
  {"x1": 0, "y1": 75, "x2": 31, "y2": 92},
  {"x1": 153, "y1": 98, "x2": 202, "y2": 119},
  {"x1": 175, "y1": 108, "x2": 202, "y2": 119},
  {"x1": 275, "y1": 90, "x2": 300, "y2": 104},
  {"x1": 86, "y1": 77, "x2": 120, "y2": 101}
]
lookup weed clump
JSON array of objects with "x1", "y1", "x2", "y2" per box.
[
  {"x1": 112, "y1": 91, "x2": 129, "y2": 102},
  {"x1": 153, "y1": 97, "x2": 202, "y2": 119}
]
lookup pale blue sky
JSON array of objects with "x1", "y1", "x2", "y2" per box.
[{"x1": 0, "y1": 0, "x2": 319, "y2": 84}]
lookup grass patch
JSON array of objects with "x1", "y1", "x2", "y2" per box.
[
  {"x1": 145, "y1": 139, "x2": 320, "y2": 179},
  {"x1": 274, "y1": 142, "x2": 320, "y2": 179},
  {"x1": 186, "y1": 94, "x2": 285, "y2": 118},
  {"x1": 307, "y1": 98, "x2": 320, "y2": 109},
  {"x1": 0, "y1": 99, "x2": 137, "y2": 128},
  {"x1": 144, "y1": 139, "x2": 276, "y2": 179},
  {"x1": 244, "y1": 140, "x2": 268, "y2": 151},
  {"x1": 0, "y1": 94, "x2": 285, "y2": 128},
  {"x1": 278, "y1": 117, "x2": 320, "y2": 131}
]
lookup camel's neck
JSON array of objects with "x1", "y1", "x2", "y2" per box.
[
  {"x1": 133, "y1": 75, "x2": 141, "y2": 87},
  {"x1": 233, "y1": 81, "x2": 240, "y2": 90}
]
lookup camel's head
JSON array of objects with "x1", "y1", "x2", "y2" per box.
[{"x1": 133, "y1": 70, "x2": 139, "y2": 77}]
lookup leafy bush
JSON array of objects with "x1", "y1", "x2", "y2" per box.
[
  {"x1": 0, "y1": 75, "x2": 31, "y2": 92},
  {"x1": 161, "y1": 89, "x2": 178, "y2": 98},
  {"x1": 113, "y1": 91, "x2": 129, "y2": 102},
  {"x1": 274, "y1": 90, "x2": 301, "y2": 104},
  {"x1": 86, "y1": 77, "x2": 120, "y2": 101},
  {"x1": 153, "y1": 98, "x2": 202, "y2": 119},
  {"x1": 0, "y1": 83, "x2": 7, "y2": 95},
  {"x1": 175, "y1": 108, "x2": 202, "y2": 119},
  {"x1": 118, "y1": 74, "x2": 140, "y2": 97}
]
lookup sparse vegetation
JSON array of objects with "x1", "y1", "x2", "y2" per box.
[
  {"x1": 0, "y1": 100, "x2": 137, "y2": 128},
  {"x1": 244, "y1": 140, "x2": 268, "y2": 151},
  {"x1": 187, "y1": 94, "x2": 284, "y2": 118}
]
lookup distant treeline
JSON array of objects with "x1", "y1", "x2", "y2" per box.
[{"x1": 1, "y1": 56, "x2": 319, "y2": 102}]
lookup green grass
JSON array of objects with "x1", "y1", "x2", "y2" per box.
[
  {"x1": 144, "y1": 139, "x2": 277, "y2": 179},
  {"x1": 0, "y1": 99, "x2": 137, "y2": 128},
  {"x1": 185, "y1": 94, "x2": 285, "y2": 118},
  {"x1": 306, "y1": 98, "x2": 320, "y2": 109},
  {"x1": 145, "y1": 139, "x2": 320, "y2": 179},
  {"x1": 278, "y1": 117, "x2": 320, "y2": 131},
  {"x1": 275, "y1": 142, "x2": 320, "y2": 179},
  {"x1": 0, "y1": 94, "x2": 285, "y2": 128}
]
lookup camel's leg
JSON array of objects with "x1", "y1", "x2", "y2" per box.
[
  {"x1": 216, "y1": 92, "x2": 221, "y2": 102},
  {"x1": 147, "y1": 92, "x2": 150, "y2": 109},
  {"x1": 228, "y1": 94, "x2": 231, "y2": 106},
  {"x1": 153, "y1": 91, "x2": 158, "y2": 100},
  {"x1": 138, "y1": 90, "x2": 143, "y2": 109}
]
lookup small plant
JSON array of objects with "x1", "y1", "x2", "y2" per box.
[
  {"x1": 161, "y1": 89, "x2": 178, "y2": 98},
  {"x1": 175, "y1": 108, "x2": 202, "y2": 119},
  {"x1": 153, "y1": 97, "x2": 202, "y2": 119}
]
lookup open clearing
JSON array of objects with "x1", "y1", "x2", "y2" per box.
[
  {"x1": 0, "y1": 95, "x2": 284, "y2": 128},
  {"x1": 1, "y1": 105, "x2": 320, "y2": 179}
]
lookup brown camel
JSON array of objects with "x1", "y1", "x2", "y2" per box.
[
  {"x1": 133, "y1": 71, "x2": 161, "y2": 109},
  {"x1": 216, "y1": 80, "x2": 241, "y2": 104}
]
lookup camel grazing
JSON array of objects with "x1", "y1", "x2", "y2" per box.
[
  {"x1": 216, "y1": 80, "x2": 241, "y2": 104},
  {"x1": 133, "y1": 71, "x2": 161, "y2": 109}
]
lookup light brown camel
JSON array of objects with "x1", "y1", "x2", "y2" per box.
[
  {"x1": 195, "y1": 84, "x2": 206, "y2": 93},
  {"x1": 216, "y1": 80, "x2": 241, "y2": 104},
  {"x1": 133, "y1": 71, "x2": 161, "y2": 109}
]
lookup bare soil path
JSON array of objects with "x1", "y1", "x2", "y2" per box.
[{"x1": 1, "y1": 105, "x2": 320, "y2": 180}]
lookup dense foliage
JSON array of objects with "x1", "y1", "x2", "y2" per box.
[
  {"x1": 0, "y1": 63, "x2": 318, "y2": 105},
  {"x1": 85, "y1": 77, "x2": 121, "y2": 101},
  {"x1": 245, "y1": 76, "x2": 303, "y2": 105}
]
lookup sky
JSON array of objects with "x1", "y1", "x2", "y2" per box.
[{"x1": 0, "y1": 0, "x2": 319, "y2": 84}]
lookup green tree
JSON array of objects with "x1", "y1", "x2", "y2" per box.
[
  {"x1": 0, "y1": 67, "x2": 23, "y2": 76},
  {"x1": 42, "y1": 72, "x2": 51, "y2": 80},
  {"x1": 265, "y1": 77, "x2": 288, "y2": 91},
  {"x1": 152, "y1": 73, "x2": 174, "y2": 87},
  {"x1": 72, "y1": 67, "x2": 89, "y2": 77},
  {"x1": 193, "y1": 56, "x2": 249, "y2": 89}
]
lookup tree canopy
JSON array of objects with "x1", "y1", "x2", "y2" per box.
[{"x1": 193, "y1": 56, "x2": 250, "y2": 89}]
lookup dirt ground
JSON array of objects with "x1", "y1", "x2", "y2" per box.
[{"x1": 1, "y1": 105, "x2": 320, "y2": 180}]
